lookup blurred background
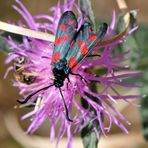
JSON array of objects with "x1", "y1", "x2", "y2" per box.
[{"x1": 0, "y1": 0, "x2": 148, "y2": 148}]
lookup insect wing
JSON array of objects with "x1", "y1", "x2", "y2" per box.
[
  {"x1": 66, "y1": 22, "x2": 108, "y2": 71},
  {"x1": 51, "y1": 11, "x2": 78, "y2": 64}
]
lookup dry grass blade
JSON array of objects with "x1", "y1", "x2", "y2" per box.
[
  {"x1": 116, "y1": 0, "x2": 128, "y2": 10},
  {"x1": 0, "y1": 0, "x2": 130, "y2": 47},
  {"x1": 0, "y1": 21, "x2": 55, "y2": 42}
]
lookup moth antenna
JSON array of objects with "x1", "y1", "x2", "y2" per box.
[
  {"x1": 17, "y1": 84, "x2": 54, "y2": 104},
  {"x1": 59, "y1": 88, "x2": 73, "y2": 122}
]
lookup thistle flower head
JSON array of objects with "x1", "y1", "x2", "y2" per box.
[{"x1": 4, "y1": 0, "x2": 141, "y2": 148}]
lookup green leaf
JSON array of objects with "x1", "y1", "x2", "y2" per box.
[
  {"x1": 78, "y1": 0, "x2": 96, "y2": 31},
  {"x1": 140, "y1": 95, "x2": 148, "y2": 140},
  {"x1": 81, "y1": 118, "x2": 99, "y2": 148},
  {"x1": 135, "y1": 25, "x2": 148, "y2": 70},
  {"x1": 138, "y1": 67, "x2": 148, "y2": 141},
  {"x1": 116, "y1": 9, "x2": 148, "y2": 141},
  {"x1": 0, "y1": 31, "x2": 23, "y2": 54},
  {"x1": 132, "y1": 25, "x2": 148, "y2": 141},
  {"x1": 116, "y1": 10, "x2": 140, "y2": 69},
  {"x1": 0, "y1": 36, "x2": 12, "y2": 54}
]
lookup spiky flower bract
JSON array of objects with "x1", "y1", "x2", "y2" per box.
[{"x1": 4, "y1": 0, "x2": 141, "y2": 148}]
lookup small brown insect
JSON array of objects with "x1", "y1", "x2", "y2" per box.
[{"x1": 13, "y1": 56, "x2": 36, "y2": 85}]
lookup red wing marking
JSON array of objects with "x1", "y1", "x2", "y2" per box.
[
  {"x1": 77, "y1": 41, "x2": 84, "y2": 47},
  {"x1": 89, "y1": 35, "x2": 97, "y2": 41},
  {"x1": 55, "y1": 38, "x2": 61, "y2": 45},
  {"x1": 55, "y1": 36, "x2": 70, "y2": 45},
  {"x1": 70, "y1": 40, "x2": 75, "y2": 48},
  {"x1": 68, "y1": 20, "x2": 74, "y2": 25},
  {"x1": 52, "y1": 51, "x2": 60, "y2": 63},
  {"x1": 60, "y1": 24, "x2": 67, "y2": 30},
  {"x1": 68, "y1": 57, "x2": 77, "y2": 68},
  {"x1": 71, "y1": 64, "x2": 78, "y2": 72},
  {"x1": 61, "y1": 36, "x2": 69, "y2": 42},
  {"x1": 77, "y1": 41, "x2": 88, "y2": 55},
  {"x1": 81, "y1": 46, "x2": 88, "y2": 55}
]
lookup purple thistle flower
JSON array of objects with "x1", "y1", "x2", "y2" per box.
[{"x1": 4, "y1": 0, "x2": 142, "y2": 147}]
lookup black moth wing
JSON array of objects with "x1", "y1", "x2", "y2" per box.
[
  {"x1": 51, "y1": 11, "x2": 78, "y2": 64},
  {"x1": 66, "y1": 22, "x2": 108, "y2": 71}
]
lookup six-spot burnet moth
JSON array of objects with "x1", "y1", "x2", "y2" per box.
[{"x1": 17, "y1": 11, "x2": 108, "y2": 122}]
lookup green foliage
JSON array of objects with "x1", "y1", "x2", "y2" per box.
[
  {"x1": 0, "y1": 35, "x2": 12, "y2": 54},
  {"x1": 140, "y1": 95, "x2": 148, "y2": 140},
  {"x1": 116, "y1": 10, "x2": 140, "y2": 69},
  {"x1": 116, "y1": 10, "x2": 148, "y2": 141},
  {"x1": 135, "y1": 25, "x2": 148, "y2": 141},
  {"x1": 81, "y1": 117, "x2": 99, "y2": 148},
  {"x1": 0, "y1": 32, "x2": 22, "y2": 54}
]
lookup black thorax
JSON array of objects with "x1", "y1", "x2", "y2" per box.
[{"x1": 52, "y1": 59, "x2": 70, "y2": 87}]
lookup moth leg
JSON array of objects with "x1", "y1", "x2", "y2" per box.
[
  {"x1": 66, "y1": 76, "x2": 71, "y2": 89},
  {"x1": 59, "y1": 88, "x2": 73, "y2": 122},
  {"x1": 67, "y1": 76, "x2": 71, "y2": 83},
  {"x1": 70, "y1": 72, "x2": 87, "y2": 83},
  {"x1": 41, "y1": 56, "x2": 50, "y2": 59},
  {"x1": 86, "y1": 54, "x2": 101, "y2": 58},
  {"x1": 17, "y1": 84, "x2": 54, "y2": 104}
]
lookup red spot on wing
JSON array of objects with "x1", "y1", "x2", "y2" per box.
[
  {"x1": 89, "y1": 35, "x2": 97, "y2": 41},
  {"x1": 70, "y1": 40, "x2": 75, "y2": 48},
  {"x1": 81, "y1": 46, "x2": 88, "y2": 55},
  {"x1": 61, "y1": 36, "x2": 69, "y2": 42},
  {"x1": 55, "y1": 38, "x2": 61, "y2": 45},
  {"x1": 72, "y1": 64, "x2": 78, "y2": 72},
  {"x1": 60, "y1": 24, "x2": 67, "y2": 30},
  {"x1": 77, "y1": 41, "x2": 83, "y2": 47},
  {"x1": 68, "y1": 20, "x2": 74, "y2": 25},
  {"x1": 77, "y1": 41, "x2": 88, "y2": 55},
  {"x1": 55, "y1": 36, "x2": 69, "y2": 45},
  {"x1": 68, "y1": 57, "x2": 77, "y2": 69},
  {"x1": 52, "y1": 51, "x2": 60, "y2": 63}
]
